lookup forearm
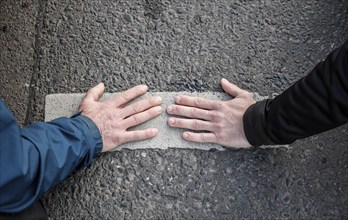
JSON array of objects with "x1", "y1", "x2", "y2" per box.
[
  {"x1": 0, "y1": 103, "x2": 102, "y2": 213},
  {"x1": 244, "y1": 40, "x2": 348, "y2": 146}
]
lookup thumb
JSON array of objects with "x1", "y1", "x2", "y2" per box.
[
  {"x1": 221, "y1": 78, "x2": 244, "y2": 97},
  {"x1": 84, "y1": 83, "x2": 105, "y2": 103}
]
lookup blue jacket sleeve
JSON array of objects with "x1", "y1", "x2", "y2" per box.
[{"x1": 0, "y1": 100, "x2": 103, "y2": 213}]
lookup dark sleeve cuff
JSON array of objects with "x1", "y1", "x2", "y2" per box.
[
  {"x1": 70, "y1": 112, "x2": 103, "y2": 157},
  {"x1": 243, "y1": 99, "x2": 276, "y2": 146}
]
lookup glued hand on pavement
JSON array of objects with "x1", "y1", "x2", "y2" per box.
[
  {"x1": 79, "y1": 83, "x2": 163, "y2": 152},
  {"x1": 166, "y1": 78, "x2": 255, "y2": 149}
]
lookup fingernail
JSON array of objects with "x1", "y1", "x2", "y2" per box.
[
  {"x1": 168, "y1": 118, "x2": 175, "y2": 125},
  {"x1": 175, "y1": 96, "x2": 181, "y2": 103},
  {"x1": 141, "y1": 85, "x2": 148, "y2": 91},
  {"x1": 167, "y1": 105, "x2": 173, "y2": 113},
  {"x1": 155, "y1": 96, "x2": 162, "y2": 103},
  {"x1": 155, "y1": 106, "x2": 162, "y2": 113},
  {"x1": 183, "y1": 133, "x2": 189, "y2": 138},
  {"x1": 153, "y1": 128, "x2": 159, "y2": 135}
]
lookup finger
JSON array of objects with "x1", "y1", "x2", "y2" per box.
[
  {"x1": 111, "y1": 85, "x2": 148, "y2": 107},
  {"x1": 174, "y1": 95, "x2": 217, "y2": 110},
  {"x1": 123, "y1": 106, "x2": 162, "y2": 128},
  {"x1": 121, "y1": 128, "x2": 158, "y2": 143},
  {"x1": 166, "y1": 105, "x2": 212, "y2": 121},
  {"x1": 121, "y1": 96, "x2": 162, "y2": 118},
  {"x1": 167, "y1": 117, "x2": 213, "y2": 131},
  {"x1": 221, "y1": 78, "x2": 245, "y2": 97},
  {"x1": 83, "y1": 83, "x2": 105, "y2": 103},
  {"x1": 182, "y1": 132, "x2": 217, "y2": 143}
]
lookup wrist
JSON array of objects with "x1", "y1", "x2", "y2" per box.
[{"x1": 71, "y1": 112, "x2": 103, "y2": 157}]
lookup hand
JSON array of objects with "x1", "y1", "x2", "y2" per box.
[
  {"x1": 79, "y1": 83, "x2": 163, "y2": 152},
  {"x1": 166, "y1": 78, "x2": 255, "y2": 149}
]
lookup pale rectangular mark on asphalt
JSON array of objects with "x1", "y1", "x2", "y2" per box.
[{"x1": 45, "y1": 92, "x2": 286, "y2": 150}]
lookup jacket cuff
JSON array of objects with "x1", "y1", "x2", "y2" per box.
[
  {"x1": 70, "y1": 112, "x2": 103, "y2": 157},
  {"x1": 243, "y1": 99, "x2": 276, "y2": 146}
]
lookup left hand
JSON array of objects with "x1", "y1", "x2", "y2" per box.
[
  {"x1": 79, "y1": 83, "x2": 163, "y2": 152},
  {"x1": 166, "y1": 78, "x2": 255, "y2": 149}
]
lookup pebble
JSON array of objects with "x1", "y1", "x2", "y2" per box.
[
  {"x1": 199, "y1": 15, "x2": 207, "y2": 23},
  {"x1": 123, "y1": 13, "x2": 133, "y2": 23},
  {"x1": 102, "y1": 49, "x2": 113, "y2": 57},
  {"x1": 59, "y1": 38, "x2": 67, "y2": 45},
  {"x1": 141, "y1": 152, "x2": 147, "y2": 158},
  {"x1": 125, "y1": 57, "x2": 131, "y2": 65},
  {"x1": 177, "y1": 8, "x2": 185, "y2": 14},
  {"x1": 173, "y1": 27, "x2": 182, "y2": 35},
  {"x1": 1, "y1": 25, "x2": 7, "y2": 32}
]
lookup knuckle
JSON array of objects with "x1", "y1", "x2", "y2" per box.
[
  {"x1": 112, "y1": 135, "x2": 121, "y2": 146},
  {"x1": 207, "y1": 111, "x2": 215, "y2": 120},
  {"x1": 132, "y1": 114, "x2": 140, "y2": 124},
  {"x1": 176, "y1": 96, "x2": 184, "y2": 104},
  {"x1": 191, "y1": 108, "x2": 198, "y2": 117},
  {"x1": 212, "y1": 101, "x2": 222, "y2": 109},
  {"x1": 213, "y1": 123, "x2": 223, "y2": 131},
  {"x1": 211, "y1": 113, "x2": 217, "y2": 121},
  {"x1": 212, "y1": 112, "x2": 223, "y2": 121},
  {"x1": 218, "y1": 112, "x2": 225, "y2": 120},
  {"x1": 212, "y1": 133, "x2": 218, "y2": 142},
  {"x1": 171, "y1": 105, "x2": 177, "y2": 113},
  {"x1": 195, "y1": 98, "x2": 202, "y2": 105},
  {"x1": 132, "y1": 132, "x2": 139, "y2": 141},
  {"x1": 200, "y1": 133, "x2": 206, "y2": 142},
  {"x1": 218, "y1": 131, "x2": 228, "y2": 141},
  {"x1": 241, "y1": 91, "x2": 248, "y2": 96},
  {"x1": 118, "y1": 121, "x2": 126, "y2": 129},
  {"x1": 132, "y1": 103, "x2": 140, "y2": 113},
  {"x1": 241, "y1": 91, "x2": 252, "y2": 98},
  {"x1": 120, "y1": 92, "x2": 130, "y2": 102},
  {"x1": 193, "y1": 119, "x2": 199, "y2": 130}
]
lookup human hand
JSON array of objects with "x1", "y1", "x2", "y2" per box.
[
  {"x1": 79, "y1": 83, "x2": 163, "y2": 152},
  {"x1": 166, "y1": 78, "x2": 255, "y2": 149}
]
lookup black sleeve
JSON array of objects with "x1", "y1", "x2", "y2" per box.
[{"x1": 243, "y1": 40, "x2": 348, "y2": 146}]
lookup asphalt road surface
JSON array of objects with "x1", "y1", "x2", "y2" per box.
[{"x1": 0, "y1": 0, "x2": 347, "y2": 218}]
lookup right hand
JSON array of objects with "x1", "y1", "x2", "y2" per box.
[{"x1": 79, "y1": 83, "x2": 163, "y2": 152}]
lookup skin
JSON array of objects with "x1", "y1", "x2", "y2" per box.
[
  {"x1": 166, "y1": 78, "x2": 255, "y2": 149},
  {"x1": 79, "y1": 83, "x2": 163, "y2": 152}
]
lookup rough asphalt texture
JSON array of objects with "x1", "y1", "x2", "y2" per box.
[
  {"x1": 0, "y1": 0, "x2": 38, "y2": 126},
  {"x1": 0, "y1": 0, "x2": 348, "y2": 219}
]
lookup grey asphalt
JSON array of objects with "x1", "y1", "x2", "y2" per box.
[{"x1": 1, "y1": 0, "x2": 348, "y2": 219}]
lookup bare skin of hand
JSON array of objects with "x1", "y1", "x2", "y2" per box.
[
  {"x1": 166, "y1": 78, "x2": 255, "y2": 149},
  {"x1": 79, "y1": 83, "x2": 162, "y2": 152}
]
